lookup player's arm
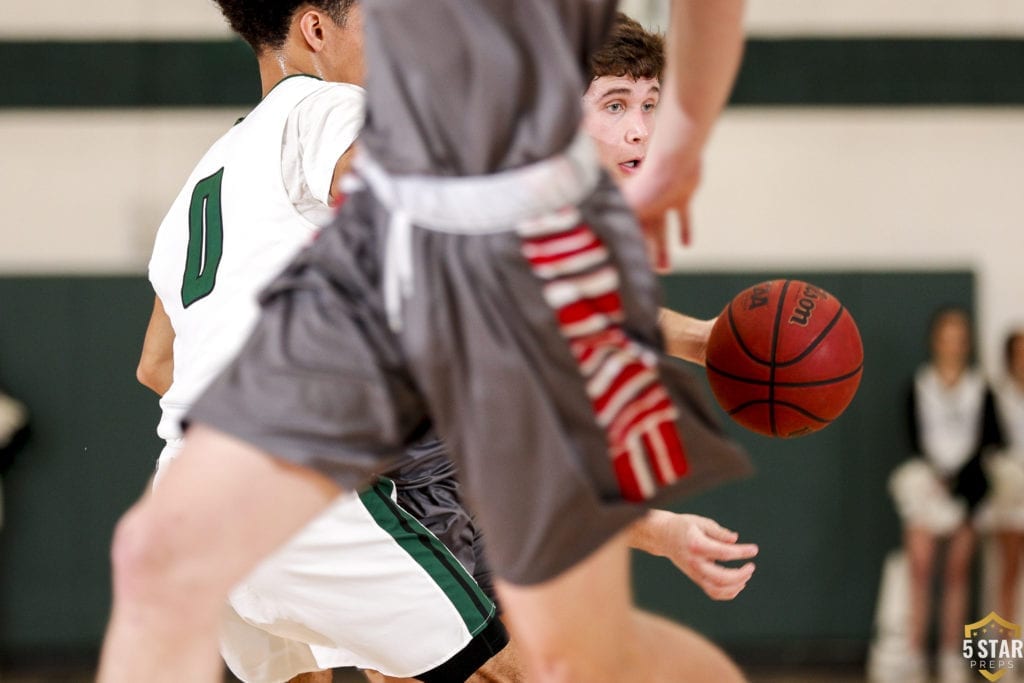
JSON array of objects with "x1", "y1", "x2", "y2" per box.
[
  {"x1": 622, "y1": 0, "x2": 745, "y2": 267},
  {"x1": 137, "y1": 296, "x2": 175, "y2": 396},
  {"x1": 328, "y1": 144, "x2": 357, "y2": 206},
  {"x1": 628, "y1": 509, "x2": 757, "y2": 601},
  {"x1": 659, "y1": 308, "x2": 715, "y2": 366}
]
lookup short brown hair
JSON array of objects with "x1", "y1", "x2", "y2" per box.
[{"x1": 588, "y1": 12, "x2": 665, "y2": 83}]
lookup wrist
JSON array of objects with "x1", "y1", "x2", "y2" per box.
[{"x1": 629, "y1": 509, "x2": 672, "y2": 557}]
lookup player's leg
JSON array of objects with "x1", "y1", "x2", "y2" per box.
[
  {"x1": 362, "y1": 653, "x2": 523, "y2": 683},
  {"x1": 98, "y1": 424, "x2": 342, "y2": 683},
  {"x1": 466, "y1": 634, "x2": 523, "y2": 682},
  {"x1": 497, "y1": 532, "x2": 745, "y2": 683},
  {"x1": 362, "y1": 650, "x2": 524, "y2": 683},
  {"x1": 289, "y1": 672, "x2": 333, "y2": 683},
  {"x1": 361, "y1": 672, "x2": 418, "y2": 683},
  {"x1": 361, "y1": 662, "x2": 523, "y2": 683}
]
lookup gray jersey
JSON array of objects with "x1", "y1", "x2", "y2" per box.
[
  {"x1": 190, "y1": 0, "x2": 752, "y2": 586},
  {"x1": 360, "y1": 0, "x2": 617, "y2": 175}
]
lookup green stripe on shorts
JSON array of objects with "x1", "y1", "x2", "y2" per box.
[{"x1": 359, "y1": 478, "x2": 494, "y2": 635}]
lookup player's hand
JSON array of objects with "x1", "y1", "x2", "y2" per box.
[
  {"x1": 621, "y1": 158, "x2": 700, "y2": 272},
  {"x1": 619, "y1": 99, "x2": 703, "y2": 272},
  {"x1": 631, "y1": 510, "x2": 758, "y2": 601}
]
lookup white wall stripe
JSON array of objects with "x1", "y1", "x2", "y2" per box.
[
  {"x1": 0, "y1": 107, "x2": 1021, "y2": 375},
  {"x1": 0, "y1": 0, "x2": 231, "y2": 39},
  {"x1": 620, "y1": 0, "x2": 1024, "y2": 37},
  {"x1": 0, "y1": 108, "x2": 247, "y2": 274}
]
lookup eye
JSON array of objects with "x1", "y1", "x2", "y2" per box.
[
  {"x1": 642, "y1": 101, "x2": 658, "y2": 113},
  {"x1": 605, "y1": 102, "x2": 624, "y2": 114}
]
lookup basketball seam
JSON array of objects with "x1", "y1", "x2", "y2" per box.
[
  {"x1": 727, "y1": 301, "x2": 771, "y2": 366},
  {"x1": 768, "y1": 280, "x2": 791, "y2": 437},
  {"x1": 727, "y1": 399, "x2": 831, "y2": 424},
  {"x1": 706, "y1": 362, "x2": 864, "y2": 388}
]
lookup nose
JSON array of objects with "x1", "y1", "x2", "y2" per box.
[{"x1": 625, "y1": 112, "x2": 649, "y2": 144}]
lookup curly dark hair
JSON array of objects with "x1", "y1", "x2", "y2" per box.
[
  {"x1": 588, "y1": 12, "x2": 665, "y2": 83},
  {"x1": 213, "y1": 0, "x2": 357, "y2": 52}
]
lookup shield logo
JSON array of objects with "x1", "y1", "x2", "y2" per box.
[{"x1": 963, "y1": 612, "x2": 1022, "y2": 681}]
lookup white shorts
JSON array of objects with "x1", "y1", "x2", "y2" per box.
[{"x1": 155, "y1": 443, "x2": 499, "y2": 683}]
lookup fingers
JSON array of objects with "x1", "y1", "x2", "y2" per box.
[
  {"x1": 689, "y1": 517, "x2": 759, "y2": 559},
  {"x1": 665, "y1": 207, "x2": 691, "y2": 251},
  {"x1": 694, "y1": 516, "x2": 739, "y2": 543},
  {"x1": 678, "y1": 208, "x2": 692, "y2": 247},
  {"x1": 692, "y1": 561, "x2": 756, "y2": 601},
  {"x1": 641, "y1": 218, "x2": 670, "y2": 273},
  {"x1": 690, "y1": 535, "x2": 759, "y2": 564}
]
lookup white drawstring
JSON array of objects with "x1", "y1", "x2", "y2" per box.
[
  {"x1": 358, "y1": 131, "x2": 601, "y2": 332},
  {"x1": 354, "y1": 131, "x2": 600, "y2": 234},
  {"x1": 384, "y1": 209, "x2": 414, "y2": 332}
]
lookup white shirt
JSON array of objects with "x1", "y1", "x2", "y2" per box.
[
  {"x1": 914, "y1": 365, "x2": 986, "y2": 476},
  {"x1": 149, "y1": 76, "x2": 365, "y2": 442}
]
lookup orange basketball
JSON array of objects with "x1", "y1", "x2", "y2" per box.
[{"x1": 705, "y1": 279, "x2": 864, "y2": 438}]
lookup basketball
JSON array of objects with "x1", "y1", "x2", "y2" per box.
[{"x1": 705, "y1": 279, "x2": 864, "y2": 438}]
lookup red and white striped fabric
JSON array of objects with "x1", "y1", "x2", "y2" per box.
[{"x1": 518, "y1": 208, "x2": 690, "y2": 501}]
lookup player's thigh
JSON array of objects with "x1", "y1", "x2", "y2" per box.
[
  {"x1": 631, "y1": 611, "x2": 746, "y2": 683},
  {"x1": 495, "y1": 532, "x2": 635, "y2": 679},
  {"x1": 140, "y1": 424, "x2": 342, "y2": 591}
]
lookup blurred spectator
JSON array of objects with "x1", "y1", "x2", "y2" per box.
[
  {"x1": 975, "y1": 328, "x2": 1024, "y2": 620},
  {"x1": 881, "y1": 307, "x2": 1005, "y2": 683}
]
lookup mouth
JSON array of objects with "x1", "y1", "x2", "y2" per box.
[{"x1": 618, "y1": 159, "x2": 642, "y2": 174}]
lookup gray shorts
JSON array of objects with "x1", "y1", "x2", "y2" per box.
[
  {"x1": 389, "y1": 435, "x2": 495, "y2": 600},
  {"x1": 190, "y1": 141, "x2": 751, "y2": 585}
]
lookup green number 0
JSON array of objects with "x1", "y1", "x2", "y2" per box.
[{"x1": 181, "y1": 167, "x2": 225, "y2": 308}]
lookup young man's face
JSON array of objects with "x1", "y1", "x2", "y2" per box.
[{"x1": 581, "y1": 75, "x2": 660, "y2": 181}]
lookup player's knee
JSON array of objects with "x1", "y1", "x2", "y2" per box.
[
  {"x1": 520, "y1": 646, "x2": 619, "y2": 683},
  {"x1": 110, "y1": 504, "x2": 179, "y2": 603}
]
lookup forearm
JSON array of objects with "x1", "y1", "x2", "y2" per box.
[
  {"x1": 665, "y1": 0, "x2": 746, "y2": 159},
  {"x1": 659, "y1": 308, "x2": 713, "y2": 366}
]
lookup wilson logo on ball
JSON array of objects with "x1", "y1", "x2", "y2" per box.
[{"x1": 788, "y1": 284, "x2": 827, "y2": 327}]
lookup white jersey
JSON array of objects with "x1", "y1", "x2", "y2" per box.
[
  {"x1": 146, "y1": 75, "x2": 503, "y2": 682},
  {"x1": 149, "y1": 75, "x2": 364, "y2": 443}
]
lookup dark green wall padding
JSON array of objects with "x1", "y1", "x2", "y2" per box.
[
  {"x1": 0, "y1": 277, "x2": 161, "y2": 656},
  {"x1": 0, "y1": 271, "x2": 974, "y2": 663},
  {"x1": 1, "y1": 39, "x2": 1022, "y2": 108}
]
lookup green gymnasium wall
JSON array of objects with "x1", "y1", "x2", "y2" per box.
[
  {"x1": 0, "y1": 271, "x2": 974, "y2": 663},
  {"x1": 0, "y1": 277, "x2": 161, "y2": 658}
]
